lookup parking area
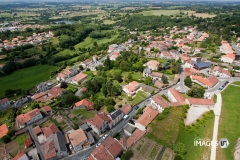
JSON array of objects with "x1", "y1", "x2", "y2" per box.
[{"x1": 185, "y1": 106, "x2": 211, "y2": 125}]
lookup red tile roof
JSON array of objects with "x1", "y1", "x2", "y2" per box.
[
  {"x1": 33, "y1": 126, "x2": 42, "y2": 135},
  {"x1": 73, "y1": 73, "x2": 88, "y2": 83},
  {"x1": 68, "y1": 128, "x2": 87, "y2": 147},
  {"x1": 222, "y1": 53, "x2": 236, "y2": 60},
  {"x1": 169, "y1": 88, "x2": 185, "y2": 103},
  {"x1": 16, "y1": 108, "x2": 42, "y2": 125},
  {"x1": 42, "y1": 123, "x2": 59, "y2": 138},
  {"x1": 136, "y1": 106, "x2": 158, "y2": 128},
  {"x1": 186, "y1": 98, "x2": 215, "y2": 105},
  {"x1": 152, "y1": 95, "x2": 170, "y2": 109},
  {"x1": 24, "y1": 137, "x2": 33, "y2": 147},
  {"x1": 0, "y1": 124, "x2": 8, "y2": 138},
  {"x1": 120, "y1": 104, "x2": 131, "y2": 114},
  {"x1": 191, "y1": 75, "x2": 218, "y2": 87},
  {"x1": 87, "y1": 113, "x2": 110, "y2": 129},
  {"x1": 48, "y1": 87, "x2": 63, "y2": 99},
  {"x1": 42, "y1": 106, "x2": 53, "y2": 112},
  {"x1": 74, "y1": 99, "x2": 94, "y2": 110},
  {"x1": 91, "y1": 145, "x2": 114, "y2": 160},
  {"x1": 207, "y1": 77, "x2": 218, "y2": 87},
  {"x1": 0, "y1": 98, "x2": 9, "y2": 104},
  {"x1": 101, "y1": 136, "x2": 122, "y2": 158},
  {"x1": 151, "y1": 72, "x2": 163, "y2": 77},
  {"x1": 154, "y1": 80, "x2": 164, "y2": 88},
  {"x1": 91, "y1": 136, "x2": 122, "y2": 160},
  {"x1": 41, "y1": 139, "x2": 56, "y2": 160},
  {"x1": 119, "y1": 129, "x2": 146, "y2": 148}
]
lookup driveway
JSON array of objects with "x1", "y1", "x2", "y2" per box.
[{"x1": 210, "y1": 93, "x2": 222, "y2": 160}]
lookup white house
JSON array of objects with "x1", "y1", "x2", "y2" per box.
[
  {"x1": 167, "y1": 88, "x2": 185, "y2": 103},
  {"x1": 108, "y1": 109, "x2": 124, "y2": 128},
  {"x1": 210, "y1": 66, "x2": 231, "y2": 77},
  {"x1": 220, "y1": 54, "x2": 236, "y2": 63},
  {"x1": 122, "y1": 81, "x2": 140, "y2": 96},
  {"x1": 151, "y1": 95, "x2": 170, "y2": 112}
]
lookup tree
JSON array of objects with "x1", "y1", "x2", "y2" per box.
[
  {"x1": 94, "y1": 99, "x2": 103, "y2": 111},
  {"x1": 120, "y1": 61, "x2": 131, "y2": 71},
  {"x1": 1, "y1": 135, "x2": 10, "y2": 144},
  {"x1": 174, "y1": 154, "x2": 184, "y2": 160},
  {"x1": 173, "y1": 142, "x2": 187, "y2": 155},
  {"x1": 104, "y1": 56, "x2": 112, "y2": 70},
  {"x1": 121, "y1": 150, "x2": 133, "y2": 160},
  {"x1": 184, "y1": 76, "x2": 192, "y2": 88},
  {"x1": 127, "y1": 73, "x2": 132, "y2": 82},
  {"x1": 187, "y1": 86, "x2": 205, "y2": 98},
  {"x1": 144, "y1": 77, "x2": 152, "y2": 85},
  {"x1": 62, "y1": 93, "x2": 79, "y2": 106},
  {"x1": 107, "y1": 105, "x2": 115, "y2": 113},
  {"x1": 60, "y1": 81, "x2": 68, "y2": 88},
  {"x1": 162, "y1": 75, "x2": 169, "y2": 84},
  {"x1": 31, "y1": 103, "x2": 39, "y2": 110},
  {"x1": 137, "y1": 108, "x2": 143, "y2": 114}
]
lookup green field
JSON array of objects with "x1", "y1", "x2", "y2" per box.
[
  {"x1": 17, "y1": 134, "x2": 27, "y2": 145},
  {"x1": 103, "y1": 20, "x2": 116, "y2": 24},
  {"x1": 0, "y1": 65, "x2": 58, "y2": 98},
  {"x1": 139, "y1": 10, "x2": 181, "y2": 16},
  {"x1": 146, "y1": 106, "x2": 214, "y2": 160},
  {"x1": 217, "y1": 84, "x2": 240, "y2": 160}
]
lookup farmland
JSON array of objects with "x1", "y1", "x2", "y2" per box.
[
  {"x1": 139, "y1": 10, "x2": 181, "y2": 16},
  {"x1": 0, "y1": 65, "x2": 58, "y2": 98}
]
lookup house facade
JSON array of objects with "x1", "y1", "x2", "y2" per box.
[
  {"x1": 122, "y1": 81, "x2": 140, "y2": 96},
  {"x1": 108, "y1": 109, "x2": 124, "y2": 128},
  {"x1": 68, "y1": 128, "x2": 88, "y2": 151},
  {"x1": 16, "y1": 108, "x2": 43, "y2": 128},
  {"x1": 87, "y1": 113, "x2": 110, "y2": 135},
  {"x1": 0, "y1": 98, "x2": 10, "y2": 109},
  {"x1": 151, "y1": 95, "x2": 170, "y2": 112}
]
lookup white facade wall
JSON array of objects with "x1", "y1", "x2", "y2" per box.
[{"x1": 167, "y1": 90, "x2": 177, "y2": 103}]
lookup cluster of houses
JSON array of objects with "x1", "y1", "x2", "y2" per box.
[{"x1": 0, "y1": 31, "x2": 54, "y2": 50}]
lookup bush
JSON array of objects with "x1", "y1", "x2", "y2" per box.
[
  {"x1": 137, "y1": 108, "x2": 143, "y2": 115},
  {"x1": 174, "y1": 154, "x2": 184, "y2": 160},
  {"x1": 1, "y1": 135, "x2": 11, "y2": 144},
  {"x1": 121, "y1": 150, "x2": 133, "y2": 160},
  {"x1": 107, "y1": 105, "x2": 115, "y2": 113}
]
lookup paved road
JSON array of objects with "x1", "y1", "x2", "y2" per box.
[
  {"x1": 26, "y1": 126, "x2": 45, "y2": 160},
  {"x1": 231, "y1": 41, "x2": 240, "y2": 55},
  {"x1": 64, "y1": 147, "x2": 95, "y2": 160}
]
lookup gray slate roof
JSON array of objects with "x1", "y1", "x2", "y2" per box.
[
  {"x1": 143, "y1": 68, "x2": 152, "y2": 74},
  {"x1": 194, "y1": 62, "x2": 211, "y2": 69},
  {"x1": 79, "y1": 124, "x2": 89, "y2": 131},
  {"x1": 53, "y1": 132, "x2": 67, "y2": 152},
  {"x1": 109, "y1": 109, "x2": 123, "y2": 120}
]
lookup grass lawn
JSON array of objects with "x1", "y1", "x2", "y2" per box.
[
  {"x1": 51, "y1": 37, "x2": 59, "y2": 45},
  {"x1": 147, "y1": 107, "x2": 183, "y2": 146},
  {"x1": 73, "y1": 108, "x2": 96, "y2": 119},
  {"x1": 176, "y1": 113, "x2": 214, "y2": 160},
  {"x1": 139, "y1": 10, "x2": 181, "y2": 16},
  {"x1": 74, "y1": 32, "x2": 118, "y2": 50},
  {"x1": 213, "y1": 94, "x2": 217, "y2": 103},
  {"x1": 103, "y1": 20, "x2": 116, "y2": 24},
  {"x1": 0, "y1": 65, "x2": 58, "y2": 98},
  {"x1": 130, "y1": 91, "x2": 148, "y2": 105},
  {"x1": 122, "y1": 71, "x2": 142, "y2": 81},
  {"x1": 146, "y1": 106, "x2": 214, "y2": 160},
  {"x1": 233, "y1": 81, "x2": 240, "y2": 86},
  {"x1": 0, "y1": 109, "x2": 15, "y2": 128},
  {"x1": 16, "y1": 134, "x2": 27, "y2": 145},
  {"x1": 216, "y1": 84, "x2": 240, "y2": 160}
]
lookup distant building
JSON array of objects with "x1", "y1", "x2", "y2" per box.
[
  {"x1": 0, "y1": 124, "x2": 8, "y2": 138},
  {"x1": 87, "y1": 113, "x2": 111, "y2": 135},
  {"x1": 68, "y1": 128, "x2": 88, "y2": 151},
  {"x1": 122, "y1": 81, "x2": 140, "y2": 96},
  {"x1": 108, "y1": 109, "x2": 124, "y2": 128},
  {"x1": 72, "y1": 72, "x2": 88, "y2": 85},
  {"x1": 0, "y1": 98, "x2": 10, "y2": 110},
  {"x1": 73, "y1": 99, "x2": 94, "y2": 110}
]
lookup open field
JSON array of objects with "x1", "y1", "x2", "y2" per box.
[
  {"x1": 0, "y1": 65, "x2": 58, "y2": 98},
  {"x1": 216, "y1": 84, "x2": 240, "y2": 160},
  {"x1": 139, "y1": 10, "x2": 181, "y2": 16},
  {"x1": 147, "y1": 107, "x2": 182, "y2": 146},
  {"x1": 184, "y1": 10, "x2": 216, "y2": 18},
  {"x1": 103, "y1": 20, "x2": 117, "y2": 24},
  {"x1": 176, "y1": 111, "x2": 214, "y2": 160},
  {"x1": 0, "y1": 12, "x2": 40, "y2": 18},
  {"x1": 146, "y1": 106, "x2": 214, "y2": 160},
  {"x1": 63, "y1": 10, "x2": 106, "y2": 18}
]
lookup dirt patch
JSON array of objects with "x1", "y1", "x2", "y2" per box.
[
  {"x1": 54, "y1": 116, "x2": 63, "y2": 123},
  {"x1": 68, "y1": 113, "x2": 75, "y2": 119},
  {"x1": 6, "y1": 139, "x2": 24, "y2": 156},
  {"x1": 185, "y1": 106, "x2": 210, "y2": 125}
]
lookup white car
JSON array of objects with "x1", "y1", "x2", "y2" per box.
[
  {"x1": 96, "y1": 143, "x2": 101, "y2": 147},
  {"x1": 103, "y1": 134, "x2": 108, "y2": 140}
]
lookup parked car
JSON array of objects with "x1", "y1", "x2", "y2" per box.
[
  {"x1": 96, "y1": 143, "x2": 101, "y2": 147},
  {"x1": 103, "y1": 134, "x2": 108, "y2": 140},
  {"x1": 123, "y1": 115, "x2": 130, "y2": 120},
  {"x1": 219, "y1": 87, "x2": 223, "y2": 90},
  {"x1": 134, "y1": 106, "x2": 139, "y2": 110}
]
